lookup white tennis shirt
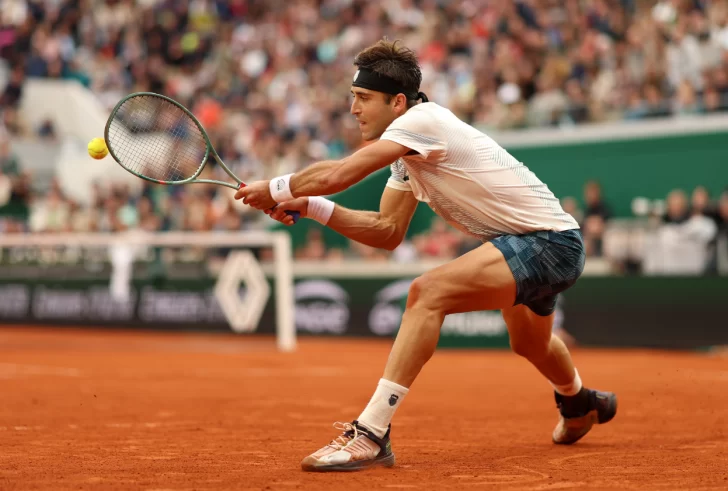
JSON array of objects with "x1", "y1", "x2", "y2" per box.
[{"x1": 380, "y1": 102, "x2": 578, "y2": 241}]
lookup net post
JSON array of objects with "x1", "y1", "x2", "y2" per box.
[{"x1": 273, "y1": 231, "x2": 296, "y2": 352}]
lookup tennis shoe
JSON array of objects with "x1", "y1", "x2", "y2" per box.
[
  {"x1": 552, "y1": 388, "x2": 617, "y2": 444},
  {"x1": 301, "y1": 420, "x2": 395, "y2": 472}
]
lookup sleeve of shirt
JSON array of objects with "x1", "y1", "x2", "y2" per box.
[
  {"x1": 386, "y1": 159, "x2": 412, "y2": 192},
  {"x1": 379, "y1": 105, "x2": 444, "y2": 160}
]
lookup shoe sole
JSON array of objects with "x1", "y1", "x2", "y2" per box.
[
  {"x1": 553, "y1": 393, "x2": 618, "y2": 445},
  {"x1": 301, "y1": 452, "x2": 395, "y2": 472}
]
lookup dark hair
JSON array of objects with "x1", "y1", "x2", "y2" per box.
[{"x1": 354, "y1": 38, "x2": 422, "y2": 108}]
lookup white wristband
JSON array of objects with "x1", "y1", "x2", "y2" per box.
[
  {"x1": 270, "y1": 174, "x2": 294, "y2": 202},
  {"x1": 307, "y1": 197, "x2": 335, "y2": 225}
]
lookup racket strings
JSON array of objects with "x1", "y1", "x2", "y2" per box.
[{"x1": 107, "y1": 95, "x2": 207, "y2": 182}]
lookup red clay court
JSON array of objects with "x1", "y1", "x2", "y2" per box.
[{"x1": 1, "y1": 327, "x2": 727, "y2": 490}]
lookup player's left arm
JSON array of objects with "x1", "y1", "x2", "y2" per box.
[{"x1": 235, "y1": 140, "x2": 411, "y2": 210}]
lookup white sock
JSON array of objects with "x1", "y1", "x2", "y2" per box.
[
  {"x1": 357, "y1": 378, "x2": 409, "y2": 438},
  {"x1": 551, "y1": 368, "x2": 583, "y2": 396}
]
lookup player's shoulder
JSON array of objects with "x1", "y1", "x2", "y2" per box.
[
  {"x1": 405, "y1": 102, "x2": 446, "y2": 118},
  {"x1": 387, "y1": 102, "x2": 451, "y2": 134}
]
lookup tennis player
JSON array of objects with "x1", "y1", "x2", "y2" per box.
[{"x1": 236, "y1": 39, "x2": 617, "y2": 472}]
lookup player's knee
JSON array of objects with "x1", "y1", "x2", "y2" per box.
[
  {"x1": 407, "y1": 273, "x2": 450, "y2": 312},
  {"x1": 509, "y1": 332, "x2": 550, "y2": 361},
  {"x1": 406, "y1": 274, "x2": 445, "y2": 311}
]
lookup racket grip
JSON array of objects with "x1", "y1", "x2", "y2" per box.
[
  {"x1": 270, "y1": 204, "x2": 300, "y2": 223},
  {"x1": 285, "y1": 210, "x2": 300, "y2": 223}
]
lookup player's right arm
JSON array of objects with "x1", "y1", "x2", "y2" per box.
[{"x1": 268, "y1": 186, "x2": 418, "y2": 251}]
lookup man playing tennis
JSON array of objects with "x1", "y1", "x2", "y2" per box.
[{"x1": 236, "y1": 39, "x2": 617, "y2": 472}]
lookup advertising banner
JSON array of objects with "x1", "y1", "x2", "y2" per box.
[
  {"x1": 0, "y1": 276, "x2": 510, "y2": 348},
  {"x1": 1, "y1": 274, "x2": 726, "y2": 350}
]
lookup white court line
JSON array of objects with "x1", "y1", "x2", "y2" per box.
[
  {"x1": 241, "y1": 367, "x2": 344, "y2": 377},
  {"x1": 105, "y1": 421, "x2": 199, "y2": 430},
  {"x1": 0, "y1": 422, "x2": 198, "y2": 432},
  {"x1": 0, "y1": 363, "x2": 81, "y2": 378}
]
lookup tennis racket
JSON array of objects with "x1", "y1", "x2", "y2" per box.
[{"x1": 104, "y1": 91, "x2": 299, "y2": 222}]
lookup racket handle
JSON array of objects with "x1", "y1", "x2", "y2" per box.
[
  {"x1": 285, "y1": 210, "x2": 301, "y2": 223},
  {"x1": 271, "y1": 204, "x2": 300, "y2": 224},
  {"x1": 236, "y1": 183, "x2": 300, "y2": 224}
]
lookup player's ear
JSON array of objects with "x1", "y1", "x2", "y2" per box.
[{"x1": 393, "y1": 93, "x2": 408, "y2": 113}]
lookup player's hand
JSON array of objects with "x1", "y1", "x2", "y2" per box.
[
  {"x1": 265, "y1": 198, "x2": 308, "y2": 226},
  {"x1": 234, "y1": 180, "x2": 277, "y2": 210}
]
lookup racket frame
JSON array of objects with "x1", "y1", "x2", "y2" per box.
[{"x1": 104, "y1": 91, "x2": 243, "y2": 189}]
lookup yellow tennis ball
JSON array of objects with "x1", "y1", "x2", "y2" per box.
[{"x1": 88, "y1": 138, "x2": 108, "y2": 160}]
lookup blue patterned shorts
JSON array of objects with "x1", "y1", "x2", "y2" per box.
[{"x1": 491, "y1": 229, "x2": 585, "y2": 316}]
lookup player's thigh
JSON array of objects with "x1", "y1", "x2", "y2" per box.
[
  {"x1": 491, "y1": 229, "x2": 585, "y2": 317},
  {"x1": 501, "y1": 303, "x2": 554, "y2": 355},
  {"x1": 407, "y1": 242, "x2": 516, "y2": 314}
]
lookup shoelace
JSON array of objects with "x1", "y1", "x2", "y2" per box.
[{"x1": 326, "y1": 422, "x2": 359, "y2": 450}]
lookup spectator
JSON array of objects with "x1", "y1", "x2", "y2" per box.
[
  {"x1": 583, "y1": 180, "x2": 611, "y2": 257},
  {"x1": 562, "y1": 196, "x2": 584, "y2": 225},
  {"x1": 691, "y1": 185, "x2": 719, "y2": 222},
  {"x1": 691, "y1": 186, "x2": 721, "y2": 273},
  {"x1": 414, "y1": 217, "x2": 461, "y2": 260},
  {"x1": 0, "y1": 65, "x2": 24, "y2": 107},
  {"x1": 296, "y1": 228, "x2": 328, "y2": 261},
  {"x1": 664, "y1": 188, "x2": 690, "y2": 224},
  {"x1": 0, "y1": 106, "x2": 26, "y2": 136},
  {"x1": 563, "y1": 79, "x2": 591, "y2": 125},
  {"x1": 717, "y1": 191, "x2": 728, "y2": 275},
  {"x1": 28, "y1": 187, "x2": 70, "y2": 233},
  {"x1": 0, "y1": 169, "x2": 31, "y2": 231},
  {"x1": 642, "y1": 188, "x2": 717, "y2": 275},
  {"x1": 349, "y1": 240, "x2": 390, "y2": 262},
  {"x1": 584, "y1": 180, "x2": 612, "y2": 222},
  {"x1": 673, "y1": 80, "x2": 701, "y2": 115},
  {"x1": 718, "y1": 191, "x2": 728, "y2": 235},
  {"x1": 0, "y1": 138, "x2": 20, "y2": 176}
]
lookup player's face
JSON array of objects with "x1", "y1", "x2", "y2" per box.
[{"x1": 350, "y1": 88, "x2": 399, "y2": 141}]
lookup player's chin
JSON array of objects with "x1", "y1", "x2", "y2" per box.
[{"x1": 361, "y1": 130, "x2": 379, "y2": 142}]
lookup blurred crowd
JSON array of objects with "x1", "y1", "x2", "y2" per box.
[
  {"x1": 0, "y1": 0, "x2": 727, "y2": 273},
  {"x1": 4, "y1": 0, "x2": 728, "y2": 150},
  {"x1": 0, "y1": 0, "x2": 728, "y2": 141}
]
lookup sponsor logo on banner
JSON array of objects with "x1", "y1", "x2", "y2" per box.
[
  {"x1": 294, "y1": 280, "x2": 350, "y2": 334},
  {"x1": 31, "y1": 285, "x2": 136, "y2": 321},
  {"x1": 441, "y1": 311, "x2": 507, "y2": 336},
  {"x1": 0, "y1": 284, "x2": 31, "y2": 318},
  {"x1": 369, "y1": 279, "x2": 414, "y2": 336},
  {"x1": 368, "y1": 279, "x2": 507, "y2": 338},
  {"x1": 138, "y1": 287, "x2": 228, "y2": 323}
]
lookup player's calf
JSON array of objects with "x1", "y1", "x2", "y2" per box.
[{"x1": 508, "y1": 330, "x2": 551, "y2": 362}]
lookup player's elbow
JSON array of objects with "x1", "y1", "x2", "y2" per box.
[
  {"x1": 382, "y1": 239, "x2": 402, "y2": 252},
  {"x1": 380, "y1": 223, "x2": 406, "y2": 251}
]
